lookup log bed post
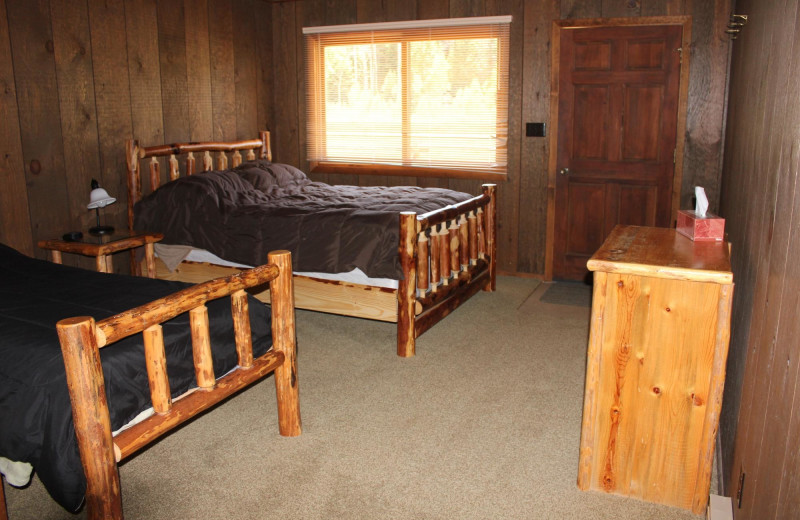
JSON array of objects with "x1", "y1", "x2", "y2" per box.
[
  {"x1": 482, "y1": 184, "x2": 497, "y2": 291},
  {"x1": 0, "y1": 476, "x2": 7, "y2": 520},
  {"x1": 57, "y1": 317, "x2": 123, "y2": 520},
  {"x1": 397, "y1": 212, "x2": 417, "y2": 357},
  {"x1": 125, "y1": 140, "x2": 141, "y2": 276},
  {"x1": 259, "y1": 131, "x2": 272, "y2": 161},
  {"x1": 268, "y1": 250, "x2": 301, "y2": 436}
]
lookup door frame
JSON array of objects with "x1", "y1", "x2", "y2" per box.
[{"x1": 544, "y1": 16, "x2": 692, "y2": 280}]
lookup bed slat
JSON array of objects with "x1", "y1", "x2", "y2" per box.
[
  {"x1": 149, "y1": 157, "x2": 160, "y2": 191},
  {"x1": 186, "y1": 152, "x2": 196, "y2": 175},
  {"x1": 439, "y1": 224, "x2": 450, "y2": 285},
  {"x1": 448, "y1": 220, "x2": 459, "y2": 273},
  {"x1": 143, "y1": 324, "x2": 171, "y2": 414},
  {"x1": 429, "y1": 229, "x2": 440, "y2": 291},
  {"x1": 189, "y1": 306, "x2": 216, "y2": 389},
  {"x1": 458, "y1": 215, "x2": 469, "y2": 269},
  {"x1": 169, "y1": 154, "x2": 179, "y2": 181},
  {"x1": 477, "y1": 207, "x2": 486, "y2": 259},
  {"x1": 468, "y1": 211, "x2": 478, "y2": 265},
  {"x1": 416, "y1": 232, "x2": 429, "y2": 293},
  {"x1": 231, "y1": 289, "x2": 253, "y2": 368}
]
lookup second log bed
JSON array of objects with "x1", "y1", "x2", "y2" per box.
[
  {"x1": 126, "y1": 132, "x2": 497, "y2": 357},
  {"x1": 0, "y1": 246, "x2": 300, "y2": 520}
]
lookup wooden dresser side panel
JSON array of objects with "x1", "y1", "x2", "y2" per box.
[{"x1": 589, "y1": 272, "x2": 722, "y2": 510}]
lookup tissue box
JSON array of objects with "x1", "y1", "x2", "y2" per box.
[{"x1": 676, "y1": 210, "x2": 725, "y2": 241}]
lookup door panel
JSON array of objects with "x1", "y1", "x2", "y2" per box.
[
  {"x1": 573, "y1": 86, "x2": 609, "y2": 159},
  {"x1": 553, "y1": 24, "x2": 682, "y2": 280},
  {"x1": 622, "y1": 85, "x2": 663, "y2": 160}
]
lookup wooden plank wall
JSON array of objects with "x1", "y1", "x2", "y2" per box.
[
  {"x1": 0, "y1": 0, "x2": 272, "y2": 269},
  {"x1": 718, "y1": 0, "x2": 800, "y2": 517},
  {"x1": 0, "y1": 0, "x2": 729, "y2": 275},
  {"x1": 270, "y1": 0, "x2": 732, "y2": 276}
]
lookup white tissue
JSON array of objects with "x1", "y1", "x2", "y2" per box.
[{"x1": 695, "y1": 186, "x2": 709, "y2": 217}]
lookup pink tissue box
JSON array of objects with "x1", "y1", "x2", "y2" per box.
[{"x1": 676, "y1": 210, "x2": 725, "y2": 241}]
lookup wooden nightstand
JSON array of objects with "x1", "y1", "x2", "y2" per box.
[{"x1": 38, "y1": 232, "x2": 163, "y2": 278}]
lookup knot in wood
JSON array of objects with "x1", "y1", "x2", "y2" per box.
[
  {"x1": 29, "y1": 159, "x2": 41, "y2": 175},
  {"x1": 617, "y1": 280, "x2": 624, "y2": 288}
]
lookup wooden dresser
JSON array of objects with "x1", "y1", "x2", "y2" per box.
[{"x1": 577, "y1": 225, "x2": 733, "y2": 515}]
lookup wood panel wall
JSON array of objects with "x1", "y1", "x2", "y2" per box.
[
  {"x1": 0, "y1": 0, "x2": 730, "y2": 275},
  {"x1": 718, "y1": 0, "x2": 800, "y2": 517},
  {"x1": 0, "y1": 0, "x2": 273, "y2": 270}
]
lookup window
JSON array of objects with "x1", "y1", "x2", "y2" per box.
[{"x1": 303, "y1": 16, "x2": 511, "y2": 179}]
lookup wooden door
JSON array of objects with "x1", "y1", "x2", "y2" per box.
[{"x1": 553, "y1": 24, "x2": 683, "y2": 281}]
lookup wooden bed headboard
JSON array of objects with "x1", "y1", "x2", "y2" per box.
[{"x1": 125, "y1": 131, "x2": 272, "y2": 234}]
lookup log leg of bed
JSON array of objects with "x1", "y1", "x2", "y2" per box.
[
  {"x1": 397, "y1": 212, "x2": 418, "y2": 357},
  {"x1": 268, "y1": 251, "x2": 302, "y2": 437},
  {"x1": 482, "y1": 184, "x2": 497, "y2": 292},
  {"x1": 56, "y1": 317, "x2": 123, "y2": 520},
  {"x1": 0, "y1": 475, "x2": 7, "y2": 520}
]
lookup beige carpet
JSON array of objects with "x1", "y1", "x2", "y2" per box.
[{"x1": 4, "y1": 277, "x2": 700, "y2": 519}]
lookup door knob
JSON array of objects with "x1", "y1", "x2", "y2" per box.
[{"x1": 560, "y1": 167, "x2": 570, "y2": 175}]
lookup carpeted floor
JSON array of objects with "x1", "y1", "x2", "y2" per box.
[{"x1": 4, "y1": 277, "x2": 700, "y2": 519}]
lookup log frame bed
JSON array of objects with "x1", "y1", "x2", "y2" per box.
[
  {"x1": 0, "y1": 251, "x2": 300, "y2": 520},
  {"x1": 125, "y1": 132, "x2": 497, "y2": 357}
]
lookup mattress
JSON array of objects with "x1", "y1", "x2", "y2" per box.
[{"x1": 134, "y1": 160, "x2": 472, "y2": 279}]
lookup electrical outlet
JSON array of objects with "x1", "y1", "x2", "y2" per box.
[{"x1": 526, "y1": 122, "x2": 546, "y2": 137}]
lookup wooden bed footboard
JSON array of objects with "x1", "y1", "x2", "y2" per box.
[
  {"x1": 397, "y1": 184, "x2": 497, "y2": 357},
  {"x1": 55, "y1": 250, "x2": 299, "y2": 520}
]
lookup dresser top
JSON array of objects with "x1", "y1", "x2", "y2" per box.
[{"x1": 587, "y1": 225, "x2": 733, "y2": 284}]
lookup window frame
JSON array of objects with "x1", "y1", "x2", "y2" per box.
[{"x1": 303, "y1": 16, "x2": 511, "y2": 180}]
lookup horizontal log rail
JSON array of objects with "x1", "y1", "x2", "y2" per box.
[
  {"x1": 416, "y1": 192, "x2": 492, "y2": 230},
  {"x1": 96, "y1": 263, "x2": 278, "y2": 346},
  {"x1": 138, "y1": 138, "x2": 267, "y2": 159}
]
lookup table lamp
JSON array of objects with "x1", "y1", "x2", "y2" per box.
[{"x1": 87, "y1": 179, "x2": 116, "y2": 236}]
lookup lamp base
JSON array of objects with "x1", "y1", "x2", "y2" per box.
[{"x1": 89, "y1": 225, "x2": 114, "y2": 236}]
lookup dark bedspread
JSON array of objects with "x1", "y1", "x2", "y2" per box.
[
  {"x1": 0, "y1": 243, "x2": 271, "y2": 512},
  {"x1": 134, "y1": 160, "x2": 473, "y2": 279}
]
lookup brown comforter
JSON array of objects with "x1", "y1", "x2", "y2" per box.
[{"x1": 134, "y1": 161, "x2": 472, "y2": 279}]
